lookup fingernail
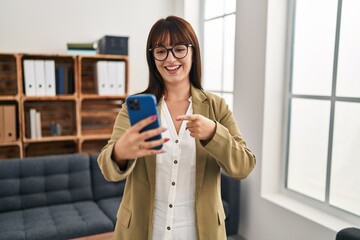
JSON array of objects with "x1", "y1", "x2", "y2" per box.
[
  {"x1": 151, "y1": 115, "x2": 157, "y2": 121},
  {"x1": 162, "y1": 128, "x2": 167, "y2": 132},
  {"x1": 164, "y1": 138, "x2": 170, "y2": 142}
]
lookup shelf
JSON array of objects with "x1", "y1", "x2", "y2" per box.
[
  {"x1": 0, "y1": 53, "x2": 128, "y2": 159},
  {"x1": 80, "y1": 98, "x2": 123, "y2": 135},
  {"x1": 0, "y1": 54, "x2": 18, "y2": 97},
  {"x1": 80, "y1": 138, "x2": 109, "y2": 154},
  {"x1": 23, "y1": 100, "x2": 77, "y2": 139},
  {"x1": 0, "y1": 145, "x2": 22, "y2": 159},
  {"x1": 24, "y1": 140, "x2": 78, "y2": 157}
]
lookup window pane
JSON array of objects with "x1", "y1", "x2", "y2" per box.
[
  {"x1": 204, "y1": 0, "x2": 224, "y2": 19},
  {"x1": 330, "y1": 102, "x2": 360, "y2": 216},
  {"x1": 221, "y1": 92, "x2": 233, "y2": 110},
  {"x1": 287, "y1": 98, "x2": 331, "y2": 201},
  {"x1": 223, "y1": 14, "x2": 235, "y2": 92},
  {"x1": 336, "y1": 0, "x2": 360, "y2": 98},
  {"x1": 292, "y1": 0, "x2": 338, "y2": 96},
  {"x1": 225, "y1": 0, "x2": 236, "y2": 14},
  {"x1": 203, "y1": 18, "x2": 223, "y2": 91}
]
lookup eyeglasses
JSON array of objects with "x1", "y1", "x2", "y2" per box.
[{"x1": 149, "y1": 43, "x2": 193, "y2": 61}]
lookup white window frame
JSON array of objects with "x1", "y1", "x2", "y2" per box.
[
  {"x1": 261, "y1": 0, "x2": 360, "y2": 231},
  {"x1": 201, "y1": 0, "x2": 236, "y2": 109}
]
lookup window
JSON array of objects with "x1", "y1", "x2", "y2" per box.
[
  {"x1": 202, "y1": 0, "x2": 236, "y2": 109},
  {"x1": 286, "y1": 0, "x2": 360, "y2": 218}
]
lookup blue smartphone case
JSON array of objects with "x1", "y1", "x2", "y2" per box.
[{"x1": 126, "y1": 94, "x2": 162, "y2": 150}]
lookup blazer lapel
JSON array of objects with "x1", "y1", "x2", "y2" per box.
[{"x1": 191, "y1": 86, "x2": 209, "y2": 197}]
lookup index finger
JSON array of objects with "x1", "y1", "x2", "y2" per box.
[
  {"x1": 176, "y1": 115, "x2": 195, "y2": 121},
  {"x1": 131, "y1": 114, "x2": 157, "y2": 132}
]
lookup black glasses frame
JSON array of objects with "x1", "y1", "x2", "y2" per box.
[{"x1": 149, "y1": 43, "x2": 193, "y2": 61}]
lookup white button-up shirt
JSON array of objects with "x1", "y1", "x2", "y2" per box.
[{"x1": 151, "y1": 98, "x2": 197, "y2": 240}]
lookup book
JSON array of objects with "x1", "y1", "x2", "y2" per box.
[
  {"x1": 67, "y1": 49, "x2": 97, "y2": 56},
  {"x1": 56, "y1": 65, "x2": 65, "y2": 95},
  {"x1": 3, "y1": 105, "x2": 16, "y2": 142},
  {"x1": 23, "y1": 60, "x2": 37, "y2": 96},
  {"x1": 67, "y1": 42, "x2": 97, "y2": 50},
  {"x1": 36, "y1": 111, "x2": 42, "y2": 138},
  {"x1": 29, "y1": 108, "x2": 38, "y2": 139}
]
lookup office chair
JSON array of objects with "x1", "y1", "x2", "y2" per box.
[{"x1": 336, "y1": 227, "x2": 360, "y2": 240}]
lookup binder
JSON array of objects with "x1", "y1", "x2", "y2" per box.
[
  {"x1": 35, "y1": 60, "x2": 46, "y2": 96},
  {"x1": 45, "y1": 60, "x2": 56, "y2": 96},
  {"x1": 23, "y1": 60, "x2": 37, "y2": 96},
  {"x1": 115, "y1": 61, "x2": 126, "y2": 96},
  {"x1": 108, "y1": 61, "x2": 117, "y2": 95},
  {"x1": 96, "y1": 61, "x2": 109, "y2": 95},
  {"x1": 3, "y1": 105, "x2": 16, "y2": 142},
  {"x1": 0, "y1": 106, "x2": 4, "y2": 142}
]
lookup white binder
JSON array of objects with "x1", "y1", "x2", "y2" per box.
[
  {"x1": 23, "y1": 60, "x2": 37, "y2": 96},
  {"x1": 34, "y1": 60, "x2": 46, "y2": 96},
  {"x1": 108, "y1": 61, "x2": 117, "y2": 95},
  {"x1": 115, "y1": 61, "x2": 126, "y2": 96},
  {"x1": 96, "y1": 61, "x2": 109, "y2": 95},
  {"x1": 45, "y1": 60, "x2": 56, "y2": 96}
]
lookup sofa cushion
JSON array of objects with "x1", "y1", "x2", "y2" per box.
[
  {"x1": 0, "y1": 201, "x2": 114, "y2": 240},
  {"x1": 97, "y1": 197, "x2": 122, "y2": 224},
  {"x1": 90, "y1": 154, "x2": 125, "y2": 201},
  {"x1": 0, "y1": 154, "x2": 93, "y2": 213}
]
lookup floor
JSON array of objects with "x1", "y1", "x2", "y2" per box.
[{"x1": 228, "y1": 234, "x2": 246, "y2": 240}]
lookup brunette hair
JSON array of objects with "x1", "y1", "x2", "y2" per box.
[{"x1": 142, "y1": 16, "x2": 203, "y2": 103}]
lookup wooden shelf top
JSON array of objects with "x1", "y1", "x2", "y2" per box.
[
  {"x1": 0, "y1": 95, "x2": 19, "y2": 101},
  {"x1": 80, "y1": 134, "x2": 111, "y2": 141},
  {"x1": 23, "y1": 135, "x2": 78, "y2": 143},
  {"x1": 0, "y1": 141, "x2": 22, "y2": 147},
  {"x1": 22, "y1": 95, "x2": 77, "y2": 101},
  {"x1": 80, "y1": 94, "x2": 127, "y2": 100}
]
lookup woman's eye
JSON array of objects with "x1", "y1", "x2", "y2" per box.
[{"x1": 156, "y1": 49, "x2": 166, "y2": 54}]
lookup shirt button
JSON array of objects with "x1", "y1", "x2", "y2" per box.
[
  {"x1": 167, "y1": 226, "x2": 171, "y2": 230},
  {"x1": 172, "y1": 182, "x2": 175, "y2": 186},
  {"x1": 175, "y1": 140, "x2": 179, "y2": 143},
  {"x1": 174, "y1": 160, "x2": 178, "y2": 164},
  {"x1": 169, "y1": 204, "x2": 173, "y2": 208}
]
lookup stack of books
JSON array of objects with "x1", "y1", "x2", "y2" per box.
[{"x1": 67, "y1": 42, "x2": 97, "y2": 55}]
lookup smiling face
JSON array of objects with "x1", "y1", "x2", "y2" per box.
[{"x1": 154, "y1": 41, "x2": 193, "y2": 86}]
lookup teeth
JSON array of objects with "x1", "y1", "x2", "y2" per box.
[{"x1": 166, "y1": 66, "x2": 179, "y2": 70}]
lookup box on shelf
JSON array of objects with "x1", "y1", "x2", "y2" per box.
[{"x1": 97, "y1": 35, "x2": 129, "y2": 55}]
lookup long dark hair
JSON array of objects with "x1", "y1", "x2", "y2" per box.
[{"x1": 141, "y1": 16, "x2": 203, "y2": 103}]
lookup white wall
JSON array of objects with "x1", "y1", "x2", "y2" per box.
[
  {"x1": 234, "y1": 1, "x2": 337, "y2": 239},
  {"x1": 0, "y1": 0, "x2": 178, "y2": 94}
]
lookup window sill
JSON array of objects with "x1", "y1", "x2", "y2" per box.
[{"x1": 261, "y1": 192, "x2": 359, "y2": 232}]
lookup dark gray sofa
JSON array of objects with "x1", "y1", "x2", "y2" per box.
[{"x1": 0, "y1": 153, "x2": 240, "y2": 239}]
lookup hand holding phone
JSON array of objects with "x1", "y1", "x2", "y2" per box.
[{"x1": 126, "y1": 94, "x2": 163, "y2": 150}]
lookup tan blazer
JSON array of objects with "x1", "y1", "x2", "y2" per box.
[{"x1": 97, "y1": 85, "x2": 256, "y2": 240}]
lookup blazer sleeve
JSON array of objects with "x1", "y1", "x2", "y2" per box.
[
  {"x1": 202, "y1": 97, "x2": 256, "y2": 179},
  {"x1": 97, "y1": 103, "x2": 136, "y2": 182}
]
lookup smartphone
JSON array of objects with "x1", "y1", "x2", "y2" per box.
[{"x1": 126, "y1": 94, "x2": 162, "y2": 150}]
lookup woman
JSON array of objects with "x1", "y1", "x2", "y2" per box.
[{"x1": 97, "y1": 16, "x2": 256, "y2": 240}]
